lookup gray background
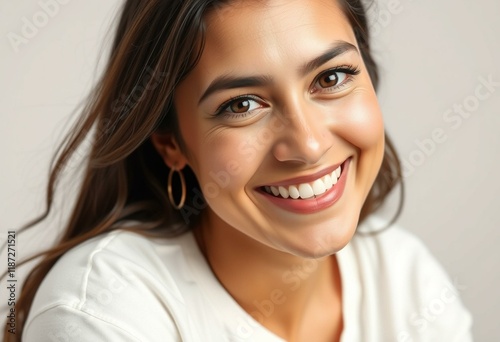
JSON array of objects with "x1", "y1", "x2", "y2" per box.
[{"x1": 1, "y1": 0, "x2": 498, "y2": 340}]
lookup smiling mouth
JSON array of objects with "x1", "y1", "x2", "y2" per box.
[{"x1": 260, "y1": 161, "x2": 345, "y2": 200}]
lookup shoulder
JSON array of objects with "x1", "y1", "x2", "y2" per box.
[
  {"x1": 343, "y1": 216, "x2": 473, "y2": 341},
  {"x1": 350, "y1": 216, "x2": 458, "y2": 287},
  {"x1": 351, "y1": 216, "x2": 439, "y2": 273},
  {"x1": 24, "y1": 228, "x2": 192, "y2": 341}
]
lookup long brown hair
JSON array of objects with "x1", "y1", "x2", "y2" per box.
[{"x1": 3, "y1": 0, "x2": 403, "y2": 340}]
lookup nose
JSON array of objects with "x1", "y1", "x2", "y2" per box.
[{"x1": 272, "y1": 99, "x2": 334, "y2": 165}]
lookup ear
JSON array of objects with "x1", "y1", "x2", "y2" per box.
[{"x1": 150, "y1": 132, "x2": 188, "y2": 170}]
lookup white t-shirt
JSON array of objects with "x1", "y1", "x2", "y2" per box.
[{"x1": 24, "y1": 217, "x2": 473, "y2": 341}]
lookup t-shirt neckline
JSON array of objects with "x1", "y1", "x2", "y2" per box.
[{"x1": 177, "y1": 230, "x2": 357, "y2": 341}]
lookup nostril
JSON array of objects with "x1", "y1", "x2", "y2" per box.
[{"x1": 270, "y1": 117, "x2": 334, "y2": 164}]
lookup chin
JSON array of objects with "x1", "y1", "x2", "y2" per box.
[{"x1": 276, "y1": 211, "x2": 361, "y2": 259}]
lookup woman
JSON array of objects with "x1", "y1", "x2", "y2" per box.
[{"x1": 4, "y1": 0, "x2": 472, "y2": 341}]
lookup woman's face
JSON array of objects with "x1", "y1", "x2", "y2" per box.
[{"x1": 173, "y1": 0, "x2": 384, "y2": 257}]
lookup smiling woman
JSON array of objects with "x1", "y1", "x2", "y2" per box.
[
  {"x1": 167, "y1": 1, "x2": 385, "y2": 261},
  {"x1": 3, "y1": 0, "x2": 473, "y2": 341}
]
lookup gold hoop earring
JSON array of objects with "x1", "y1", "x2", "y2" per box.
[{"x1": 168, "y1": 167, "x2": 186, "y2": 210}]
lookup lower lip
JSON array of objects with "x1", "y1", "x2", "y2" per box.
[{"x1": 257, "y1": 158, "x2": 351, "y2": 214}]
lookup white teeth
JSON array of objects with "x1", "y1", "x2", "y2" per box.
[
  {"x1": 298, "y1": 184, "x2": 314, "y2": 199},
  {"x1": 264, "y1": 163, "x2": 343, "y2": 200},
  {"x1": 331, "y1": 171, "x2": 338, "y2": 185},
  {"x1": 289, "y1": 185, "x2": 300, "y2": 199},
  {"x1": 334, "y1": 166, "x2": 341, "y2": 179},
  {"x1": 278, "y1": 186, "x2": 289, "y2": 199},
  {"x1": 323, "y1": 174, "x2": 333, "y2": 188},
  {"x1": 312, "y1": 179, "x2": 326, "y2": 195}
]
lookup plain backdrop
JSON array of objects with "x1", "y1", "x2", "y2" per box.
[{"x1": 1, "y1": 0, "x2": 499, "y2": 340}]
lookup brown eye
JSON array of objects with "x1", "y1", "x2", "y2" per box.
[
  {"x1": 220, "y1": 97, "x2": 262, "y2": 115},
  {"x1": 315, "y1": 70, "x2": 350, "y2": 91},
  {"x1": 215, "y1": 95, "x2": 265, "y2": 117},
  {"x1": 319, "y1": 71, "x2": 339, "y2": 88},
  {"x1": 230, "y1": 99, "x2": 251, "y2": 113}
]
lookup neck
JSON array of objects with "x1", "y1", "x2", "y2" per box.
[{"x1": 194, "y1": 212, "x2": 343, "y2": 340}]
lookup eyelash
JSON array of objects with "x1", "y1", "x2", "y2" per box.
[
  {"x1": 311, "y1": 64, "x2": 361, "y2": 93},
  {"x1": 213, "y1": 94, "x2": 261, "y2": 119},
  {"x1": 213, "y1": 64, "x2": 361, "y2": 118}
]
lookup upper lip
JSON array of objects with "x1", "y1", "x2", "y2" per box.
[{"x1": 259, "y1": 158, "x2": 348, "y2": 187}]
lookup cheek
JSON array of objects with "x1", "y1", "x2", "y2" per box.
[
  {"x1": 332, "y1": 90, "x2": 384, "y2": 150},
  {"x1": 183, "y1": 124, "x2": 262, "y2": 200},
  {"x1": 174, "y1": 94, "x2": 272, "y2": 202}
]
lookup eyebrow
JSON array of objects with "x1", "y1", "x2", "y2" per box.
[
  {"x1": 198, "y1": 40, "x2": 359, "y2": 104},
  {"x1": 198, "y1": 75, "x2": 273, "y2": 104},
  {"x1": 299, "y1": 41, "x2": 359, "y2": 76}
]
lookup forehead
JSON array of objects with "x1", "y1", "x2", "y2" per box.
[
  {"x1": 180, "y1": 0, "x2": 358, "y2": 95},
  {"x1": 202, "y1": 0, "x2": 355, "y2": 59}
]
